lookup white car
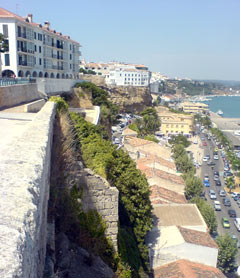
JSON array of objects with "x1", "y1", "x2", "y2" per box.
[
  {"x1": 202, "y1": 156, "x2": 209, "y2": 162},
  {"x1": 209, "y1": 190, "x2": 217, "y2": 200},
  {"x1": 214, "y1": 155, "x2": 219, "y2": 160},
  {"x1": 214, "y1": 201, "x2": 221, "y2": 211}
]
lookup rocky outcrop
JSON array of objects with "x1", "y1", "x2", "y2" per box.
[
  {"x1": 80, "y1": 74, "x2": 106, "y2": 86},
  {"x1": 104, "y1": 85, "x2": 152, "y2": 112}
]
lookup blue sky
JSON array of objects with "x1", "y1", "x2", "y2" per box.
[{"x1": 2, "y1": 0, "x2": 240, "y2": 80}]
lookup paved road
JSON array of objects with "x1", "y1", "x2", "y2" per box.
[{"x1": 200, "y1": 132, "x2": 240, "y2": 265}]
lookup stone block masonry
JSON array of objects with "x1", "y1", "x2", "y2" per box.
[
  {"x1": 77, "y1": 169, "x2": 119, "y2": 251},
  {"x1": 0, "y1": 102, "x2": 56, "y2": 278}
]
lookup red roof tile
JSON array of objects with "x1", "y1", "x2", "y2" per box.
[
  {"x1": 154, "y1": 259, "x2": 225, "y2": 278},
  {"x1": 150, "y1": 185, "x2": 187, "y2": 205},
  {"x1": 178, "y1": 226, "x2": 218, "y2": 249}
]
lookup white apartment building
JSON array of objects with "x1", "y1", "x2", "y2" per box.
[
  {"x1": 81, "y1": 61, "x2": 151, "y2": 87},
  {"x1": 0, "y1": 8, "x2": 81, "y2": 79}
]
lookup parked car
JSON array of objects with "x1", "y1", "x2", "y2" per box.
[
  {"x1": 203, "y1": 142, "x2": 207, "y2": 147},
  {"x1": 219, "y1": 189, "x2": 226, "y2": 197},
  {"x1": 222, "y1": 217, "x2": 230, "y2": 228},
  {"x1": 214, "y1": 201, "x2": 221, "y2": 211},
  {"x1": 200, "y1": 191, "x2": 207, "y2": 200},
  {"x1": 231, "y1": 235, "x2": 240, "y2": 248},
  {"x1": 234, "y1": 218, "x2": 240, "y2": 232},
  {"x1": 224, "y1": 171, "x2": 233, "y2": 177},
  {"x1": 215, "y1": 180, "x2": 221, "y2": 186},
  {"x1": 223, "y1": 198, "x2": 231, "y2": 207},
  {"x1": 228, "y1": 209, "x2": 237, "y2": 218},
  {"x1": 209, "y1": 190, "x2": 217, "y2": 200}
]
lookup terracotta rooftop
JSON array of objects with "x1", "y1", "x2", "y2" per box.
[
  {"x1": 178, "y1": 226, "x2": 218, "y2": 249},
  {"x1": 138, "y1": 165, "x2": 184, "y2": 185},
  {"x1": 122, "y1": 128, "x2": 138, "y2": 136},
  {"x1": 154, "y1": 259, "x2": 225, "y2": 278},
  {"x1": 153, "y1": 204, "x2": 206, "y2": 229},
  {"x1": 136, "y1": 155, "x2": 176, "y2": 170},
  {"x1": 150, "y1": 185, "x2": 187, "y2": 205},
  {"x1": 125, "y1": 136, "x2": 153, "y2": 147},
  {"x1": 0, "y1": 8, "x2": 80, "y2": 45}
]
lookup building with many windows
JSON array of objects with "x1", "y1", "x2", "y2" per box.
[
  {"x1": 0, "y1": 8, "x2": 81, "y2": 79},
  {"x1": 179, "y1": 101, "x2": 209, "y2": 114},
  {"x1": 80, "y1": 61, "x2": 151, "y2": 87}
]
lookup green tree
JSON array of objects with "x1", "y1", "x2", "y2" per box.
[
  {"x1": 216, "y1": 233, "x2": 238, "y2": 273},
  {"x1": 0, "y1": 33, "x2": 9, "y2": 76},
  {"x1": 175, "y1": 153, "x2": 195, "y2": 174},
  {"x1": 169, "y1": 134, "x2": 191, "y2": 148},
  {"x1": 184, "y1": 175, "x2": 203, "y2": 200},
  {"x1": 226, "y1": 176, "x2": 235, "y2": 193},
  {"x1": 138, "y1": 107, "x2": 161, "y2": 135},
  {"x1": 172, "y1": 144, "x2": 185, "y2": 160},
  {"x1": 191, "y1": 197, "x2": 217, "y2": 234}
]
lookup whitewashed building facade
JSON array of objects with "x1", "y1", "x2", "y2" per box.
[{"x1": 0, "y1": 8, "x2": 81, "y2": 79}]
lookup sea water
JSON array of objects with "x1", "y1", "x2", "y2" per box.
[{"x1": 204, "y1": 96, "x2": 240, "y2": 118}]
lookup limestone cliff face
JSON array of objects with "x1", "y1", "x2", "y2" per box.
[{"x1": 104, "y1": 86, "x2": 152, "y2": 112}]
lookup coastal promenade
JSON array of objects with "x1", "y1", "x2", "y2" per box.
[
  {"x1": 210, "y1": 111, "x2": 240, "y2": 131},
  {"x1": 209, "y1": 111, "x2": 240, "y2": 147}
]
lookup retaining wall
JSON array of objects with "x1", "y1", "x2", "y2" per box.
[
  {"x1": 0, "y1": 102, "x2": 56, "y2": 278},
  {"x1": 36, "y1": 78, "x2": 84, "y2": 95},
  {"x1": 0, "y1": 83, "x2": 43, "y2": 109}
]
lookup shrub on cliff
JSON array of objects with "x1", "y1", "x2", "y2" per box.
[
  {"x1": 70, "y1": 112, "x2": 152, "y2": 275},
  {"x1": 49, "y1": 96, "x2": 69, "y2": 113}
]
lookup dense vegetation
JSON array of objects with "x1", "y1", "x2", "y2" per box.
[
  {"x1": 128, "y1": 107, "x2": 160, "y2": 140},
  {"x1": 177, "y1": 80, "x2": 214, "y2": 95},
  {"x1": 216, "y1": 234, "x2": 238, "y2": 273},
  {"x1": 75, "y1": 81, "x2": 119, "y2": 125},
  {"x1": 70, "y1": 112, "x2": 152, "y2": 277}
]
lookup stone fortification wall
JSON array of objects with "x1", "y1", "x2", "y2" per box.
[
  {"x1": 0, "y1": 102, "x2": 56, "y2": 278},
  {"x1": 0, "y1": 83, "x2": 44, "y2": 109},
  {"x1": 68, "y1": 167, "x2": 119, "y2": 251}
]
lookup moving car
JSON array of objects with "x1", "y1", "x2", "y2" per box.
[
  {"x1": 213, "y1": 154, "x2": 219, "y2": 160},
  {"x1": 215, "y1": 180, "x2": 221, "y2": 186},
  {"x1": 228, "y1": 209, "x2": 237, "y2": 218},
  {"x1": 209, "y1": 190, "x2": 216, "y2": 200},
  {"x1": 204, "y1": 180, "x2": 210, "y2": 187},
  {"x1": 207, "y1": 161, "x2": 215, "y2": 166},
  {"x1": 219, "y1": 189, "x2": 226, "y2": 197},
  {"x1": 223, "y1": 198, "x2": 231, "y2": 207},
  {"x1": 202, "y1": 156, "x2": 209, "y2": 162},
  {"x1": 222, "y1": 217, "x2": 230, "y2": 228},
  {"x1": 203, "y1": 142, "x2": 207, "y2": 147},
  {"x1": 214, "y1": 201, "x2": 221, "y2": 211}
]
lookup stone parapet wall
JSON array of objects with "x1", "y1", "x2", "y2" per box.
[
  {"x1": 0, "y1": 101, "x2": 56, "y2": 278},
  {"x1": 0, "y1": 83, "x2": 44, "y2": 109}
]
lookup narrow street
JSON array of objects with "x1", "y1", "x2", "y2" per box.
[{"x1": 199, "y1": 132, "x2": 240, "y2": 265}]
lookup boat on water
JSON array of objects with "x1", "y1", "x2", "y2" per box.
[{"x1": 216, "y1": 110, "x2": 223, "y2": 116}]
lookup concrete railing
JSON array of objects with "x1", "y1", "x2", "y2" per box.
[{"x1": 0, "y1": 101, "x2": 56, "y2": 278}]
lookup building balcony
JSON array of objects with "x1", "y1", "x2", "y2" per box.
[
  {"x1": 52, "y1": 65, "x2": 64, "y2": 70},
  {"x1": 18, "y1": 61, "x2": 28, "y2": 66}
]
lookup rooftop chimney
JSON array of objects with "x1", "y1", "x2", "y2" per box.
[
  {"x1": 44, "y1": 21, "x2": 50, "y2": 28},
  {"x1": 27, "y1": 14, "x2": 33, "y2": 22}
]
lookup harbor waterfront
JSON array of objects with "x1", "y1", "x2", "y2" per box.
[{"x1": 204, "y1": 95, "x2": 240, "y2": 118}]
